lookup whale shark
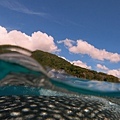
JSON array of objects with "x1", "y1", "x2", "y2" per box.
[
  {"x1": 0, "y1": 95, "x2": 119, "y2": 120},
  {"x1": 0, "y1": 53, "x2": 119, "y2": 120}
]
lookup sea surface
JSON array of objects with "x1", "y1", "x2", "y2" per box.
[{"x1": 0, "y1": 52, "x2": 119, "y2": 119}]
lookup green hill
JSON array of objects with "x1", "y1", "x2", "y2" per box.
[
  {"x1": 0, "y1": 45, "x2": 119, "y2": 83},
  {"x1": 31, "y1": 50, "x2": 119, "y2": 83}
]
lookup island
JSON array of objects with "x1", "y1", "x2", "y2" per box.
[{"x1": 0, "y1": 45, "x2": 119, "y2": 83}]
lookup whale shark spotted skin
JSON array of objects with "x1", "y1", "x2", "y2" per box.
[
  {"x1": 0, "y1": 53, "x2": 119, "y2": 120},
  {"x1": 0, "y1": 96, "x2": 119, "y2": 120}
]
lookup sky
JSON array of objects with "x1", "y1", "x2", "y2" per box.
[{"x1": 0, "y1": 0, "x2": 120, "y2": 78}]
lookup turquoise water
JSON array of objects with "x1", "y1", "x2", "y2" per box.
[
  {"x1": 0, "y1": 53, "x2": 119, "y2": 101},
  {"x1": 0, "y1": 57, "x2": 119, "y2": 97},
  {"x1": 0, "y1": 52, "x2": 119, "y2": 120}
]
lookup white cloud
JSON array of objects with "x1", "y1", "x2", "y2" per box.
[
  {"x1": 0, "y1": 0, "x2": 46, "y2": 16},
  {"x1": 96, "y1": 63, "x2": 120, "y2": 78},
  {"x1": 97, "y1": 64, "x2": 109, "y2": 71},
  {"x1": 58, "y1": 39, "x2": 120, "y2": 63},
  {"x1": 59, "y1": 55, "x2": 91, "y2": 69},
  {"x1": 57, "y1": 39, "x2": 75, "y2": 47},
  {"x1": 0, "y1": 26, "x2": 59, "y2": 52},
  {"x1": 71, "y1": 60, "x2": 91, "y2": 69},
  {"x1": 107, "y1": 69, "x2": 120, "y2": 78}
]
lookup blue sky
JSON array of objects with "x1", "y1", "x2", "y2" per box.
[{"x1": 0, "y1": 0, "x2": 120, "y2": 78}]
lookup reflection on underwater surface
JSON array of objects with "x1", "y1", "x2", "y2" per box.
[
  {"x1": 0, "y1": 52, "x2": 119, "y2": 119},
  {"x1": 0, "y1": 53, "x2": 119, "y2": 97}
]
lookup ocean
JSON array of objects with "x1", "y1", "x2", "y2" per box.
[{"x1": 0, "y1": 52, "x2": 119, "y2": 119}]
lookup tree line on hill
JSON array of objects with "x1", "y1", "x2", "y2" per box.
[
  {"x1": 31, "y1": 50, "x2": 119, "y2": 83},
  {"x1": 0, "y1": 45, "x2": 119, "y2": 83}
]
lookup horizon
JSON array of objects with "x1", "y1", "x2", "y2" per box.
[{"x1": 0, "y1": 0, "x2": 120, "y2": 78}]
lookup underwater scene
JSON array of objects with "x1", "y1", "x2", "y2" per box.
[{"x1": 0, "y1": 52, "x2": 119, "y2": 120}]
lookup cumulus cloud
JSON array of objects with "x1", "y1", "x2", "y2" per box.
[
  {"x1": 96, "y1": 63, "x2": 120, "y2": 78},
  {"x1": 107, "y1": 69, "x2": 120, "y2": 78},
  {"x1": 71, "y1": 60, "x2": 91, "y2": 69},
  {"x1": 0, "y1": 26, "x2": 59, "y2": 52},
  {"x1": 57, "y1": 39, "x2": 75, "y2": 47},
  {"x1": 58, "y1": 39, "x2": 120, "y2": 63},
  {"x1": 59, "y1": 55, "x2": 91, "y2": 69},
  {"x1": 97, "y1": 64, "x2": 109, "y2": 71}
]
